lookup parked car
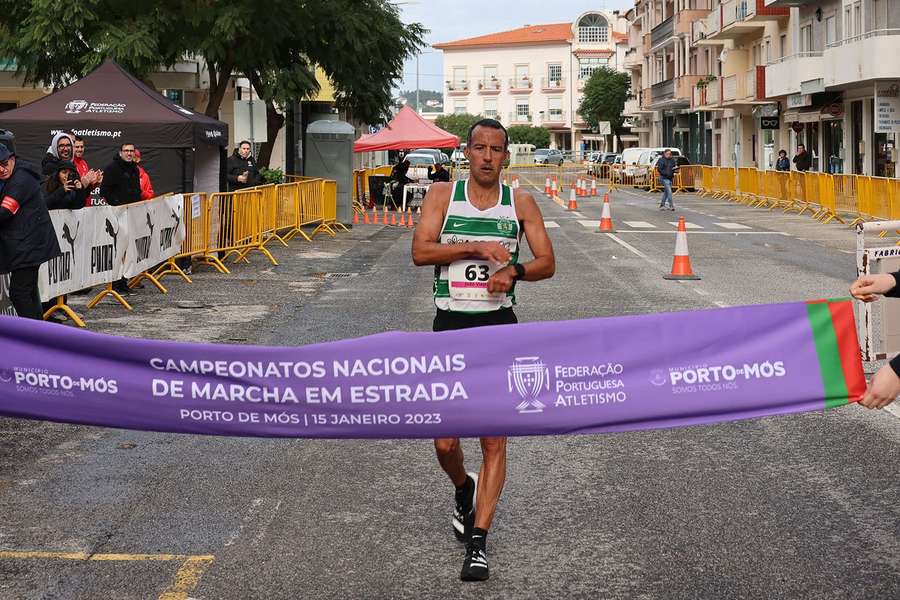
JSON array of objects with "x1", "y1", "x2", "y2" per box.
[
  {"x1": 451, "y1": 144, "x2": 468, "y2": 167},
  {"x1": 611, "y1": 147, "x2": 649, "y2": 182},
  {"x1": 588, "y1": 152, "x2": 620, "y2": 175},
  {"x1": 534, "y1": 148, "x2": 564, "y2": 166},
  {"x1": 404, "y1": 153, "x2": 438, "y2": 167},
  {"x1": 411, "y1": 148, "x2": 451, "y2": 165}
]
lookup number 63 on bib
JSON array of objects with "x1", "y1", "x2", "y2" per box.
[{"x1": 448, "y1": 260, "x2": 505, "y2": 302}]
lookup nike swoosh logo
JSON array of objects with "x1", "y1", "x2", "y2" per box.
[{"x1": 452, "y1": 223, "x2": 465, "y2": 228}]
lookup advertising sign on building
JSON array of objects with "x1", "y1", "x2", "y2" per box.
[
  {"x1": 875, "y1": 81, "x2": 900, "y2": 134},
  {"x1": 786, "y1": 94, "x2": 812, "y2": 109}
]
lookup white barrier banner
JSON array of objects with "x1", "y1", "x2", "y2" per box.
[
  {"x1": 37, "y1": 195, "x2": 185, "y2": 301},
  {"x1": 123, "y1": 195, "x2": 185, "y2": 278},
  {"x1": 39, "y1": 208, "x2": 89, "y2": 301}
]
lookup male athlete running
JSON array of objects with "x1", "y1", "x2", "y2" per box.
[{"x1": 412, "y1": 118, "x2": 556, "y2": 581}]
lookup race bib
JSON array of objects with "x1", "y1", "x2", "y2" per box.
[{"x1": 448, "y1": 260, "x2": 504, "y2": 301}]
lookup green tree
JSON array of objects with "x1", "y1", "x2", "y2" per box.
[
  {"x1": 578, "y1": 67, "x2": 631, "y2": 149},
  {"x1": 434, "y1": 113, "x2": 482, "y2": 144},
  {"x1": 0, "y1": 0, "x2": 426, "y2": 167},
  {"x1": 507, "y1": 126, "x2": 550, "y2": 149}
]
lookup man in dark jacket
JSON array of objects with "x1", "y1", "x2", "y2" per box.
[
  {"x1": 656, "y1": 149, "x2": 678, "y2": 211},
  {"x1": 0, "y1": 144, "x2": 61, "y2": 319},
  {"x1": 226, "y1": 141, "x2": 262, "y2": 191},
  {"x1": 99, "y1": 143, "x2": 141, "y2": 295},
  {"x1": 99, "y1": 143, "x2": 142, "y2": 206},
  {"x1": 793, "y1": 144, "x2": 811, "y2": 172}
]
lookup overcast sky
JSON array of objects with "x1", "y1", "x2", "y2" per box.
[{"x1": 396, "y1": 0, "x2": 633, "y2": 94}]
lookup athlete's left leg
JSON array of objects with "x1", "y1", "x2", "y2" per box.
[{"x1": 474, "y1": 436, "x2": 507, "y2": 530}]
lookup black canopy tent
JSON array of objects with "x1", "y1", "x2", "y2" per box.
[{"x1": 0, "y1": 60, "x2": 229, "y2": 195}]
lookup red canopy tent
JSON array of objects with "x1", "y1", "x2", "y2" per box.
[{"x1": 354, "y1": 105, "x2": 458, "y2": 152}]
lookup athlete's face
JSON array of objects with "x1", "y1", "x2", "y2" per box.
[{"x1": 465, "y1": 126, "x2": 508, "y2": 186}]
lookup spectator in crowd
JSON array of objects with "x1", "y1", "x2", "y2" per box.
[
  {"x1": 793, "y1": 144, "x2": 811, "y2": 172},
  {"x1": 227, "y1": 141, "x2": 262, "y2": 191},
  {"x1": 99, "y1": 143, "x2": 142, "y2": 206},
  {"x1": 44, "y1": 161, "x2": 90, "y2": 210},
  {"x1": 99, "y1": 143, "x2": 142, "y2": 296},
  {"x1": 775, "y1": 149, "x2": 790, "y2": 171},
  {"x1": 133, "y1": 149, "x2": 155, "y2": 200},
  {"x1": 0, "y1": 143, "x2": 62, "y2": 319},
  {"x1": 389, "y1": 159, "x2": 413, "y2": 207},
  {"x1": 42, "y1": 132, "x2": 75, "y2": 176},
  {"x1": 428, "y1": 161, "x2": 451, "y2": 183},
  {"x1": 40, "y1": 161, "x2": 89, "y2": 321},
  {"x1": 72, "y1": 136, "x2": 103, "y2": 206}
]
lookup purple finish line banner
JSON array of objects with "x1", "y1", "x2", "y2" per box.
[{"x1": 0, "y1": 300, "x2": 864, "y2": 439}]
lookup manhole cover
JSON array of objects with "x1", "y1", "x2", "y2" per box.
[{"x1": 175, "y1": 301, "x2": 207, "y2": 309}]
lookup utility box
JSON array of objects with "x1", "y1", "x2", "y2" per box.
[{"x1": 305, "y1": 119, "x2": 355, "y2": 225}]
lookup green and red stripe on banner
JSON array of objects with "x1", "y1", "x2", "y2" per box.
[{"x1": 806, "y1": 299, "x2": 866, "y2": 408}]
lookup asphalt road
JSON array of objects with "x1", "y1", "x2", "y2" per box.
[{"x1": 1, "y1": 180, "x2": 899, "y2": 599}]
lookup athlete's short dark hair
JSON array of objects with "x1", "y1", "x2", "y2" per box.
[{"x1": 467, "y1": 119, "x2": 508, "y2": 150}]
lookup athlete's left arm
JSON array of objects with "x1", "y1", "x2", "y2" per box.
[{"x1": 486, "y1": 190, "x2": 555, "y2": 293}]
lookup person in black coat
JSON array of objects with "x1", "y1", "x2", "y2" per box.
[
  {"x1": 41, "y1": 131, "x2": 75, "y2": 177},
  {"x1": 0, "y1": 144, "x2": 61, "y2": 319},
  {"x1": 226, "y1": 141, "x2": 262, "y2": 192},
  {"x1": 44, "y1": 161, "x2": 91, "y2": 210},
  {"x1": 99, "y1": 142, "x2": 142, "y2": 206}
]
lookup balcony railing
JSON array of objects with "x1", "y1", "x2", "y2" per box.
[
  {"x1": 541, "y1": 77, "x2": 566, "y2": 91},
  {"x1": 542, "y1": 110, "x2": 567, "y2": 124},
  {"x1": 446, "y1": 81, "x2": 469, "y2": 94},
  {"x1": 509, "y1": 77, "x2": 533, "y2": 92},
  {"x1": 704, "y1": 9, "x2": 720, "y2": 37},
  {"x1": 707, "y1": 79, "x2": 721, "y2": 104},
  {"x1": 477, "y1": 78, "x2": 501, "y2": 92},
  {"x1": 650, "y1": 16, "x2": 675, "y2": 47},
  {"x1": 651, "y1": 78, "x2": 675, "y2": 103},
  {"x1": 508, "y1": 112, "x2": 533, "y2": 124},
  {"x1": 825, "y1": 28, "x2": 900, "y2": 49},
  {"x1": 722, "y1": 74, "x2": 738, "y2": 101}
]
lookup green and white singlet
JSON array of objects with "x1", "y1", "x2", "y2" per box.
[{"x1": 433, "y1": 179, "x2": 521, "y2": 313}]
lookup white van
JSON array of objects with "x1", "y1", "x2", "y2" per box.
[{"x1": 617, "y1": 147, "x2": 649, "y2": 180}]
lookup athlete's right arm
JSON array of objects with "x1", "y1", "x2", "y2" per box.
[{"x1": 411, "y1": 182, "x2": 511, "y2": 266}]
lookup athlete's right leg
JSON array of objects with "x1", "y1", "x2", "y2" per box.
[{"x1": 434, "y1": 437, "x2": 467, "y2": 487}]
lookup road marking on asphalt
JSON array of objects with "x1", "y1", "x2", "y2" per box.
[
  {"x1": 622, "y1": 221, "x2": 657, "y2": 228},
  {"x1": 571, "y1": 211, "x2": 585, "y2": 218},
  {"x1": 694, "y1": 288, "x2": 710, "y2": 296},
  {"x1": 0, "y1": 550, "x2": 215, "y2": 600},
  {"x1": 544, "y1": 221, "x2": 560, "y2": 228},
  {"x1": 714, "y1": 222, "x2": 752, "y2": 230},
  {"x1": 604, "y1": 233, "x2": 648, "y2": 259},
  {"x1": 714, "y1": 301, "x2": 730, "y2": 308},
  {"x1": 668, "y1": 221, "x2": 703, "y2": 229},
  {"x1": 886, "y1": 404, "x2": 900, "y2": 420}
]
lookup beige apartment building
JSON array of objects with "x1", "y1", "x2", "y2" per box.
[
  {"x1": 434, "y1": 11, "x2": 632, "y2": 155},
  {"x1": 623, "y1": 0, "x2": 900, "y2": 176}
]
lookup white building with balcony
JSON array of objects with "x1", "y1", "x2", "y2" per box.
[
  {"x1": 434, "y1": 11, "x2": 630, "y2": 154},
  {"x1": 764, "y1": 0, "x2": 900, "y2": 177}
]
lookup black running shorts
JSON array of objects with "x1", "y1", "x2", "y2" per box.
[{"x1": 432, "y1": 308, "x2": 518, "y2": 332}]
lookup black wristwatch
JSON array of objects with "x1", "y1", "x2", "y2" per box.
[{"x1": 511, "y1": 263, "x2": 526, "y2": 281}]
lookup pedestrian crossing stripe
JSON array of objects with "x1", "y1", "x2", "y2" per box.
[
  {"x1": 667, "y1": 221, "x2": 703, "y2": 229},
  {"x1": 714, "y1": 222, "x2": 752, "y2": 230},
  {"x1": 622, "y1": 221, "x2": 656, "y2": 228},
  {"x1": 544, "y1": 221, "x2": 560, "y2": 228}
]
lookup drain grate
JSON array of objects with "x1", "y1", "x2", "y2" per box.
[{"x1": 314, "y1": 272, "x2": 359, "y2": 279}]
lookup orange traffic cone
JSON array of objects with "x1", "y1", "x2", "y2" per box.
[
  {"x1": 545, "y1": 177, "x2": 551, "y2": 194},
  {"x1": 578, "y1": 179, "x2": 585, "y2": 197},
  {"x1": 390, "y1": 211, "x2": 397, "y2": 226},
  {"x1": 399, "y1": 211, "x2": 407, "y2": 227},
  {"x1": 663, "y1": 217, "x2": 700, "y2": 280},
  {"x1": 512, "y1": 176, "x2": 519, "y2": 189},
  {"x1": 363, "y1": 210, "x2": 370, "y2": 225},
  {"x1": 596, "y1": 195, "x2": 615, "y2": 233},
  {"x1": 373, "y1": 209, "x2": 380, "y2": 224},
  {"x1": 591, "y1": 179, "x2": 597, "y2": 196},
  {"x1": 603, "y1": 191, "x2": 610, "y2": 203},
  {"x1": 551, "y1": 180, "x2": 558, "y2": 198},
  {"x1": 353, "y1": 211, "x2": 359, "y2": 225},
  {"x1": 567, "y1": 188, "x2": 578, "y2": 211},
  {"x1": 407, "y1": 208, "x2": 415, "y2": 228}
]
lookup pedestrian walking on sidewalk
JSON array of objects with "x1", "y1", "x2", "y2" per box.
[{"x1": 412, "y1": 118, "x2": 556, "y2": 582}]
